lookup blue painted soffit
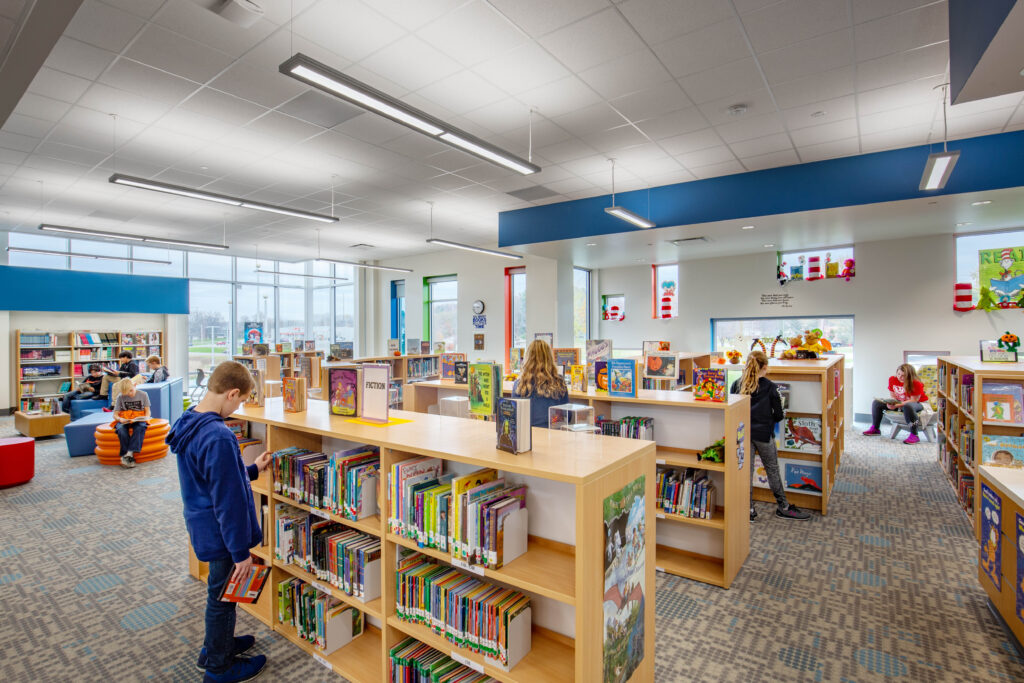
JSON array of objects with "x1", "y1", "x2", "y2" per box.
[
  {"x1": 949, "y1": 0, "x2": 1016, "y2": 104},
  {"x1": 498, "y1": 130, "x2": 1024, "y2": 248},
  {"x1": 0, "y1": 265, "x2": 189, "y2": 313}
]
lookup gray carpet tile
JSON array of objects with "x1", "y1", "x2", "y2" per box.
[{"x1": 0, "y1": 417, "x2": 1021, "y2": 682}]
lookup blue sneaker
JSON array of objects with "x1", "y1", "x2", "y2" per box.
[
  {"x1": 202, "y1": 654, "x2": 266, "y2": 683},
  {"x1": 196, "y1": 635, "x2": 256, "y2": 671}
]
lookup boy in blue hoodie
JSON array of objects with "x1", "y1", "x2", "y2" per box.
[{"x1": 168, "y1": 361, "x2": 271, "y2": 683}]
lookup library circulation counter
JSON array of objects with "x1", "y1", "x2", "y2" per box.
[
  {"x1": 977, "y1": 466, "x2": 1024, "y2": 654},
  {"x1": 187, "y1": 398, "x2": 656, "y2": 683}
]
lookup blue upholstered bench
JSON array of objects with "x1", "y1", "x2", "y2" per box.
[{"x1": 63, "y1": 412, "x2": 112, "y2": 457}]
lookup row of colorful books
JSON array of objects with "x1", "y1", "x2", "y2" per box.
[
  {"x1": 19, "y1": 397, "x2": 59, "y2": 414},
  {"x1": 389, "y1": 637, "x2": 494, "y2": 682},
  {"x1": 439, "y1": 353, "x2": 468, "y2": 380},
  {"x1": 388, "y1": 461, "x2": 527, "y2": 569},
  {"x1": 74, "y1": 332, "x2": 120, "y2": 346},
  {"x1": 657, "y1": 468, "x2": 717, "y2": 519},
  {"x1": 19, "y1": 364, "x2": 63, "y2": 378},
  {"x1": 957, "y1": 471, "x2": 975, "y2": 517},
  {"x1": 19, "y1": 332, "x2": 61, "y2": 346},
  {"x1": 960, "y1": 373, "x2": 975, "y2": 413},
  {"x1": 960, "y1": 424, "x2": 976, "y2": 468},
  {"x1": 407, "y1": 356, "x2": 440, "y2": 380},
  {"x1": 392, "y1": 338, "x2": 446, "y2": 355},
  {"x1": 20, "y1": 348, "x2": 63, "y2": 361},
  {"x1": 277, "y1": 577, "x2": 365, "y2": 655},
  {"x1": 75, "y1": 348, "x2": 118, "y2": 361},
  {"x1": 395, "y1": 552, "x2": 531, "y2": 667},
  {"x1": 120, "y1": 332, "x2": 161, "y2": 344},
  {"x1": 597, "y1": 416, "x2": 654, "y2": 440},
  {"x1": 121, "y1": 345, "x2": 161, "y2": 359},
  {"x1": 272, "y1": 445, "x2": 380, "y2": 521},
  {"x1": 328, "y1": 342, "x2": 354, "y2": 359}
]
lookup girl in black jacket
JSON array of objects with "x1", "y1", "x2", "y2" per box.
[{"x1": 731, "y1": 350, "x2": 810, "y2": 521}]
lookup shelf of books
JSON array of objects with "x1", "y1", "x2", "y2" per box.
[
  {"x1": 187, "y1": 397, "x2": 654, "y2": 682},
  {"x1": 936, "y1": 355, "x2": 1024, "y2": 541},
  {"x1": 14, "y1": 329, "x2": 164, "y2": 413},
  {"x1": 759, "y1": 356, "x2": 846, "y2": 515},
  {"x1": 321, "y1": 354, "x2": 441, "y2": 411},
  {"x1": 975, "y1": 465, "x2": 1024, "y2": 653}
]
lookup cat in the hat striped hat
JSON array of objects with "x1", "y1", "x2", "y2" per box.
[{"x1": 999, "y1": 248, "x2": 1017, "y2": 279}]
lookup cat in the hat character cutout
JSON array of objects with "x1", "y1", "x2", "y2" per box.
[{"x1": 989, "y1": 247, "x2": 1024, "y2": 307}]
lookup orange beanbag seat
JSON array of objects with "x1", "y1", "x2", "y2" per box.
[{"x1": 94, "y1": 418, "x2": 170, "y2": 466}]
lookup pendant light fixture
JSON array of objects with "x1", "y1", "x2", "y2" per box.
[
  {"x1": 604, "y1": 159, "x2": 655, "y2": 228},
  {"x1": 311, "y1": 207, "x2": 413, "y2": 273},
  {"x1": 919, "y1": 84, "x2": 959, "y2": 191},
  {"x1": 6, "y1": 246, "x2": 172, "y2": 265},
  {"x1": 38, "y1": 224, "x2": 230, "y2": 250},
  {"x1": 423, "y1": 202, "x2": 523, "y2": 260}
]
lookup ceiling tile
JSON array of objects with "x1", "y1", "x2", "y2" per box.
[
  {"x1": 472, "y1": 42, "x2": 571, "y2": 95},
  {"x1": 617, "y1": 0, "x2": 733, "y2": 45},
  {"x1": 553, "y1": 102, "x2": 627, "y2": 137},
  {"x1": 608, "y1": 83, "x2": 693, "y2": 123},
  {"x1": 519, "y1": 75, "x2": 602, "y2": 118},
  {"x1": 679, "y1": 58, "x2": 765, "y2": 105},
  {"x1": 581, "y1": 123, "x2": 648, "y2": 152},
  {"x1": 854, "y1": 1, "x2": 947, "y2": 62},
  {"x1": 946, "y1": 107, "x2": 1015, "y2": 137},
  {"x1": 459, "y1": 98, "x2": 533, "y2": 133},
  {"x1": 209, "y1": 61, "x2": 307, "y2": 109},
  {"x1": 488, "y1": 0, "x2": 608, "y2": 37},
  {"x1": 797, "y1": 136, "x2": 860, "y2": 162},
  {"x1": 789, "y1": 117, "x2": 859, "y2": 146},
  {"x1": 539, "y1": 8, "x2": 646, "y2": 73},
  {"x1": 359, "y1": 35, "x2": 463, "y2": 92},
  {"x1": 64, "y1": 0, "x2": 146, "y2": 52},
  {"x1": 758, "y1": 28, "x2": 855, "y2": 83},
  {"x1": 859, "y1": 123, "x2": 931, "y2": 152},
  {"x1": 559, "y1": 153, "x2": 613, "y2": 177},
  {"x1": 659, "y1": 127, "x2": 722, "y2": 155},
  {"x1": 366, "y1": 0, "x2": 465, "y2": 31},
  {"x1": 419, "y1": 1, "x2": 526, "y2": 66},
  {"x1": 179, "y1": 87, "x2": 268, "y2": 126},
  {"x1": 579, "y1": 51, "x2": 674, "y2": 101},
  {"x1": 331, "y1": 111, "x2": 408, "y2": 144},
  {"x1": 677, "y1": 144, "x2": 735, "y2": 168},
  {"x1": 742, "y1": 0, "x2": 850, "y2": 53},
  {"x1": 770, "y1": 65, "x2": 856, "y2": 109},
  {"x1": 634, "y1": 106, "x2": 708, "y2": 140},
  {"x1": 100, "y1": 58, "x2": 199, "y2": 105},
  {"x1": 741, "y1": 148, "x2": 800, "y2": 170},
  {"x1": 534, "y1": 138, "x2": 598, "y2": 163},
  {"x1": 851, "y1": 0, "x2": 939, "y2": 25},
  {"x1": 77, "y1": 83, "x2": 175, "y2": 125},
  {"x1": 277, "y1": 90, "x2": 365, "y2": 129},
  {"x1": 14, "y1": 93, "x2": 73, "y2": 123},
  {"x1": 26, "y1": 66, "x2": 91, "y2": 103},
  {"x1": 414, "y1": 70, "x2": 509, "y2": 116},
  {"x1": 244, "y1": 111, "x2": 323, "y2": 147},
  {"x1": 781, "y1": 95, "x2": 857, "y2": 130},
  {"x1": 715, "y1": 112, "x2": 786, "y2": 143},
  {"x1": 642, "y1": 168, "x2": 697, "y2": 186},
  {"x1": 729, "y1": 132, "x2": 793, "y2": 157},
  {"x1": 856, "y1": 74, "x2": 944, "y2": 116},
  {"x1": 124, "y1": 24, "x2": 235, "y2": 84},
  {"x1": 698, "y1": 88, "x2": 777, "y2": 126},
  {"x1": 151, "y1": 0, "x2": 276, "y2": 59},
  {"x1": 3, "y1": 113, "x2": 54, "y2": 139},
  {"x1": 732, "y1": 0, "x2": 784, "y2": 12},
  {"x1": 35, "y1": 141, "x2": 106, "y2": 166},
  {"x1": 689, "y1": 159, "x2": 745, "y2": 178},
  {"x1": 652, "y1": 18, "x2": 750, "y2": 79},
  {"x1": 292, "y1": 0, "x2": 406, "y2": 63},
  {"x1": 856, "y1": 42, "x2": 948, "y2": 91},
  {"x1": 859, "y1": 103, "x2": 933, "y2": 135}
]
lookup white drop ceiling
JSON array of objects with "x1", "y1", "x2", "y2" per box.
[{"x1": 0, "y1": 0, "x2": 1021, "y2": 264}]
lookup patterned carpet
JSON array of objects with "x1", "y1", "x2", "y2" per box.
[{"x1": 0, "y1": 417, "x2": 1020, "y2": 682}]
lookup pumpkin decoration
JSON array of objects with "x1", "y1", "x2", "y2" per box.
[{"x1": 998, "y1": 331, "x2": 1021, "y2": 353}]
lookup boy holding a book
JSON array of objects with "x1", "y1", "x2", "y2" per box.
[
  {"x1": 167, "y1": 361, "x2": 272, "y2": 683},
  {"x1": 144, "y1": 354, "x2": 170, "y2": 383},
  {"x1": 60, "y1": 363, "x2": 106, "y2": 413},
  {"x1": 112, "y1": 377, "x2": 150, "y2": 469}
]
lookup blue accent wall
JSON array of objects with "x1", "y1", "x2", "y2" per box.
[
  {"x1": 0, "y1": 266, "x2": 189, "y2": 313},
  {"x1": 949, "y1": 0, "x2": 1016, "y2": 103},
  {"x1": 498, "y1": 130, "x2": 1024, "y2": 247}
]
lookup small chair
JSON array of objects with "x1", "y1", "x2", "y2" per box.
[
  {"x1": 884, "y1": 365, "x2": 939, "y2": 442},
  {"x1": 93, "y1": 418, "x2": 170, "y2": 466},
  {"x1": 190, "y1": 368, "x2": 207, "y2": 401}
]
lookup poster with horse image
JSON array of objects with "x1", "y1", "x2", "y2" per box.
[
  {"x1": 603, "y1": 475, "x2": 645, "y2": 683},
  {"x1": 980, "y1": 483, "x2": 1001, "y2": 591}
]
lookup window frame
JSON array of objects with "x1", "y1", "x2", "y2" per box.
[
  {"x1": 391, "y1": 279, "x2": 406, "y2": 353},
  {"x1": 651, "y1": 262, "x2": 679, "y2": 319},
  {"x1": 504, "y1": 266, "x2": 526, "y2": 368},
  {"x1": 710, "y1": 314, "x2": 855, "y2": 367},
  {"x1": 423, "y1": 274, "x2": 458, "y2": 352},
  {"x1": 573, "y1": 266, "x2": 591, "y2": 350}
]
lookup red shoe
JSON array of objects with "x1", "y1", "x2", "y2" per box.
[
  {"x1": 862, "y1": 426, "x2": 880, "y2": 436},
  {"x1": 904, "y1": 434, "x2": 920, "y2": 444},
  {"x1": 102, "y1": 407, "x2": 113, "y2": 412}
]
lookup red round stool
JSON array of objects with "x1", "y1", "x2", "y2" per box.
[
  {"x1": 94, "y1": 418, "x2": 170, "y2": 466},
  {"x1": 0, "y1": 436, "x2": 35, "y2": 487}
]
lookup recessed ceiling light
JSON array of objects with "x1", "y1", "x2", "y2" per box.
[
  {"x1": 971, "y1": 200, "x2": 992, "y2": 206},
  {"x1": 810, "y1": 111, "x2": 826, "y2": 118},
  {"x1": 763, "y1": 243, "x2": 775, "y2": 248},
  {"x1": 727, "y1": 104, "x2": 747, "y2": 116},
  {"x1": 741, "y1": 225, "x2": 755, "y2": 230},
  {"x1": 956, "y1": 222, "x2": 972, "y2": 227},
  {"x1": 585, "y1": 243, "x2": 597, "y2": 247}
]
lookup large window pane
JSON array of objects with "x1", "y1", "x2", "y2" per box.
[
  {"x1": 391, "y1": 280, "x2": 406, "y2": 352},
  {"x1": 573, "y1": 267, "x2": 589, "y2": 350},
  {"x1": 653, "y1": 263, "x2": 678, "y2": 319},
  {"x1": 510, "y1": 269, "x2": 527, "y2": 349},
  {"x1": 312, "y1": 287, "x2": 331, "y2": 352},
  {"x1": 189, "y1": 281, "x2": 233, "y2": 387},
  {"x1": 8, "y1": 232, "x2": 67, "y2": 269},
  {"x1": 188, "y1": 252, "x2": 231, "y2": 280},
  {"x1": 131, "y1": 246, "x2": 183, "y2": 277},
  {"x1": 335, "y1": 284, "x2": 355, "y2": 344},
  {"x1": 236, "y1": 257, "x2": 275, "y2": 284},
  {"x1": 278, "y1": 287, "x2": 305, "y2": 347},
  {"x1": 71, "y1": 239, "x2": 128, "y2": 274},
  {"x1": 277, "y1": 260, "x2": 306, "y2": 287},
  {"x1": 235, "y1": 284, "x2": 274, "y2": 352},
  {"x1": 427, "y1": 276, "x2": 457, "y2": 352},
  {"x1": 712, "y1": 316, "x2": 854, "y2": 367}
]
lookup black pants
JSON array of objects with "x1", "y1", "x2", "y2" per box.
[
  {"x1": 61, "y1": 390, "x2": 104, "y2": 413},
  {"x1": 871, "y1": 400, "x2": 923, "y2": 434}
]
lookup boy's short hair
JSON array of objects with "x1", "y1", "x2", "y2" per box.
[
  {"x1": 208, "y1": 361, "x2": 255, "y2": 395},
  {"x1": 88, "y1": 364, "x2": 102, "y2": 373},
  {"x1": 146, "y1": 354, "x2": 161, "y2": 365},
  {"x1": 118, "y1": 351, "x2": 133, "y2": 360},
  {"x1": 115, "y1": 377, "x2": 135, "y2": 395}
]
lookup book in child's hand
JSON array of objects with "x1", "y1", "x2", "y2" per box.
[
  {"x1": 875, "y1": 397, "x2": 898, "y2": 406},
  {"x1": 218, "y1": 564, "x2": 270, "y2": 603}
]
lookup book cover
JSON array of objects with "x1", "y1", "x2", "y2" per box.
[
  {"x1": 607, "y1": 359, "x2": 637, "y2": 398},
  {"x1": 304, "y1": 340, "x2": 315, "y2": 351},
  {"x1": 440, "y1": 353, "x2": 466, "y2": 380},
  {"x1": 693, "y1": 368, "x2": 726, "y2": 402},
  {"x1": 496, "y1": 397, "x2": 531, "y2": 454},
  {"x1": 570, "y1": 364, "x2": 587, "y2": 392},
  {"x1": 553, "y1": 348, "x2": 580, "y2": 369},
  {"x1": 508, "y1": 348, "x2": 524, "y2": 374},
  {"x1": 337, "y1": 341, "x2": 354, "y2": 359},
  {"x1": 534, "y1": 332, "x2": 553, "y2": 346},
  {"x1": 360, "y1": 364, "x2": 391, "y2": 423},
  {"x1": 469, "y1": 363, "x2": 497, "y2": 415},
  {"x1": 776, "y1": 382, "x2": 790, "y2": 411},
  {"x1": 253, "y1": 343, "x2": 269, "y2": 356},
  {"x1": 586, "y1": 339, "x2": 612, "y2": 363},
  {"x1": 983, "y1": 394, "x2": 1016, "y2": 423},
  {"x1": 594, "y1": 360, "x2": 609, "y2": 392},
  {"x1": 781, "y1": 459, "x2": 823, "y2": 496},
  {"x1": 328, "y1": 367, "x2": 360, "y2": 416},
  {"x1": 242, "y1": 341, "x2": 254, "y2": 355},
  {"x1": 406, "y1": 338, "x2": 419, "y2": 356},
  {"x1": 219, "y1": 564, "x2": 270, "y2": 603},
  {"x1": 778, "y1": 416, "x2": 822, "y2": 453},
  {"x1": 982, "y1": 381, "x2": 1024, "y2": 423},
  {"x1": 453, "y1": 361, "x2": 468, "y2": 384},
  {"x1": 981, "y1": 434, "x2": 1024, "y2": 467},
  {"x1": 642, "y1": 341, "x2": 670, "y2": 354},
  {"x1": 282, "y1": 376, "x2": 307, "y2": 412},
  {"x1": 643, "y1": 351, "x2": 677, "y2": 379},
  {"x1": 420, "y1": 341, "x2": 430, "y2": 354},
  {"x1": 329, "y1": 343, "x2": 341, "y2": 358},
  {"x1": 387, "y1": 338, "x2": 400, "y2": 355},
  {"x1": 980, "y1": 483, "x2": 1001, "y2": 591}
]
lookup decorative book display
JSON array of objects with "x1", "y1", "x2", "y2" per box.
[
  {"x1": 469, "y1": 363, "x2": 501, "y2": 416},
  {"x1": 552, "y1": 348, "x2": 580, "y2": 371},
  {"x1": 440, "y1": 353, "x2": 466, "y2": 380},
  {"x1": 777, "y1": 416, "x2": 822, "y2": 454},
  {"x1": 282, "y1": 376, "x2": 307, "y2": 413},
  {"x1": 496, "y1": 397, "x2": 531, "y2": 454},
  {"x1": 643, "y1": 351, "x2": 678, "y2": 380},
  {"x1": 570, "y1": 364, "x2": 587, "y2": 392},
  {"x1": 246, "y1": 364, "x2": 266, "y2": 407},
  {"x1": 981, "y1": 381, "x2": 1024, "y2": 423},
  {"x1": 981, "y1": 435, "x2": 1024, "y2": 468},
  {"x1": 586, "y1": 339, "x2": 612, "y2": 384},
  {"x1": 327, "y1": 366, "x2": 360, "y2": 417},
  {"x1": 693, "y1": 368, "x2": 726, "y2": 402},
  {"x1": 508, "y1": 347, "x2": 524, "y2": 374},
  {"x1": 607, "y1": 359, "x2": 637, "y2": 398}
]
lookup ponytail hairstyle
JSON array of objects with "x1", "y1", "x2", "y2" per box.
[
  {"x1": 738, "y1": 350, "x2": 769, "y2": 395},
  {"x1": 515, "y1": 339, "x2": 565, "y2": 398},
  {"x1": 897, "y1": 363, "x2": 920, "y2": 395}
]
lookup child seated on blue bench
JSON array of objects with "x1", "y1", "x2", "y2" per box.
[{"x1": 61, "y1": 364, "x2": 106, "y2": 413}]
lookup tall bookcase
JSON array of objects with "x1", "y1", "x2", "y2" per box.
[
  {"x1": 321, "y1": 355, "x2": 440, "y2": 410},
  {"x1": 14, "y1": 328, "x2": 165, "y2": 412},
  {"x1": 188, "y1": 398, "x2": 655, "y2": 683},
  {"x1": 406, "y1": 379, "x2": 751, "y2": 589},
  {"x1": 936, "y1": 356, "x2": 1024, "y2": 541},
  {"x1": 761, "y1": 357, "x2": 845, "y2": 515}
]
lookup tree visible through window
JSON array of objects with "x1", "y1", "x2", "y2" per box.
[{"x1": 426, "y1": 275, "x2": 457, "y2": 352}]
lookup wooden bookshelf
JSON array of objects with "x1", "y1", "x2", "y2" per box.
[
  {"x1": 640, "y1": 351, "x2": 711, "y2": 391},
  {"x1": 14, "y1": 328, "x2": 165, "y2": 413},
  {"x1": 321, "y1": 354, "x2": 440, "y2": 411},
  {"x1": 937, "y1": 356, "x2": 1024, "y2": 541},
  {"x1": 976, "y1": 466, "x2": 1024, "y2": 653},
  {"x1": 405, "y1": 378, "x2": 751, "y2": 589},
  {"x1": 762, "y1": 357, "x2": 846, "y2": 515},
  {"x1": 188, "y1": 398, "x2": 655, "y2": 682}
]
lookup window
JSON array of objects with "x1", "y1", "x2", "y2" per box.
[
  {"x1": 391, "y1": 280, "x2": 406, "y2": 352},
  {"x1": 507, "y1": 266, "x2": 527, "y2": 348},
  {"x1": 235, "y1": 257, "x2": 275, "y2": 284},
  {"x1": 188, "y1": 252, "x2": 231, "y2": 280},
  {"x1": 277, "y1": 260, "x2": 306, "y2": 287},
  {"x1": 712, "y1": 315, "x2": 854, "y2": 367},
  {"x1": 312, "y1": 287, "x2": 331, "y2": 353},
  {"x1": 131, "y1": 246, "x2": 183, "y2": 277},
  {"x1": 602, "y1": 294, "x2": 624, "y2": 321},
  {"x1": 956, "y1": 229, "x2": 1024, "y2": 308},
  {"x1": 8, "y1": 233, "x2": 67, "y2": 269},
  {"x1": 335, "y1": 279, "x2": 356, "y2": 346},
  {"x1": 235, "y1": 284, "x2": 274, "y2": 353},
  {"x1": 189, "y1": 281, "x2": 233, "y2": 386},
  {"x1": 904, "y1": 351, "x2": 949, "y2": 368},
  {"x1": 278, "y1": 287, "x2": 306, "y2": 347},
  {"x1": 573, "y1": 267, "x2": 590, "y2": 349},
  {"x1": 780, "y1": 245, "x2": 854, "y2": 281},
  {"x1": 425, "y1": 275, "x2": 457, "y2": 352},
  {"x1": 652, "y1": 263, "x2": 678, "y2": 318},
  {"x1": 71, "y1": 239, "x2": 128, "y2": 274}
]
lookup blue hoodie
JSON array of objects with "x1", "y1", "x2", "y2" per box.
[{"x1": 168, "y1": 407, "x2": 261, "y2": 563}]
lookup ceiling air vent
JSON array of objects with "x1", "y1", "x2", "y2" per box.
[
  {"x1": 349, "y1": 243, "x2": 373, "y2": 249},
  {"x1": 506, "y1": 185, "x2": 558, "y2": 201},
  {"x1": 670, "y1": 236, "x2": 708, "y2": 246}
]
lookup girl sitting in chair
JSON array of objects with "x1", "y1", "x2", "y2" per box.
[
  {"x1": 113, "y1": 378, "x2": 151, "y2": 468},
  {"x1": 863, "y1": 364, "x2": 928, "y2": 444}
]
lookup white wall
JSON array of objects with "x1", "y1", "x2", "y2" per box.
[{"x1": 595, "y1": 234, "x2": 1015, "y2": 416}]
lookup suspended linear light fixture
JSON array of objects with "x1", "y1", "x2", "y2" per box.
[
  {"x1": 422, "y1": 202, "x2": 523, "y2": 260},
  {"x1": 316, "y1": 257, "x2": 413, "y2": 273},
  {"x1": 279, "y1": 53, "x2": 541, "y2": 175},
  {"x1": 919, "y1": 84, "x2": 959, "y2": 191},
  {"x1": 108, "y1": 173, "x2": 339, "y2": 223},
  {"x1": 7, "y1": 246, "x2": 172, "y2": 264},
  {"x1": 39, "y1": 224, "x2": 230, "y2": 250},
  {"x1": 604, "y1": 159, "x2": 655, "y2": 228},
  {"x1": 255, "y1": 268, "x2": 349, "y2": 282}
]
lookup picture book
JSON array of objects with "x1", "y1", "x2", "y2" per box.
[
  {"x1": 982, "y1": 381, "x2": 1024, "y2": 423},
  {"x1": 781, "y1": 459, "x2": 823, "y2": 496},
  {"x1": 586, "y1": 339, "x2": 612, "y2": 363},
  {"x1": 980, "y1": 483, "x2": 1001, "y2": 590},
  {"x1": 534, "y1": 332, "x2": 553, "y2": 346},
  {"x1": 387, "y1": 338, "x2": 400, "y2": 355},
  {"x1": 643, "y1": 351, "x2": 678, "y2": 379},
  {"x1": 336, "y1": 341, "x2": 353, "y2": 359},
  {"x1": 420, "y1": 341, "x2": 430, "y2": 354},
  {"x1": 328, "y1": 367, "x2": 360, "y2": 417},
  {"x1": 360, "y1": 364, "x2": 391, "y2": 423},
  {"x1": 253, "y1": 343, "x2": 269, "y2": 356},
  {"x1": 508, "y1": 347, "x2": 524, "y2": 374},
  {"x1": 776, "y1": 382, "x2": 790, "y2": 411},
  {"x1": 440, "y1": 353, "x2": 466, "y2": 380},
  {"x1": 329, "y1": 343, "x2": 341, "y2": 358},
  {"x1": 496, "y1": 397, "x2": 531, "y2": 454},
  {"x1": 469, "y1": 363, "x2": 500, "y2": 416},
  {"x1": 245, "y1": 367, "x2": 265, "y2": 407},
  {"x1": 282, "y1": 376, "x2": 307, "y2": 413},
  {"x1": 449, "y1": 468, "x2": 498, "y2": 556},
  {"x1": 280, "y1": 341, "x2": 293, "y2": 353},
  {"x1": 570, "y1": 364, "x2": 587, "y2": 392},
  {"x1": 303, "y1": 340, "x2": 315, "y2": 351},
  {"x1": 594, "y1": 360, "x2": 609, "y2": 392},
  {"x1": 693, "y1": 368, "x2": 726, "y2": 402},
  {"x1": 453, "y1": 361, "x2": 468, "y2": 384},
  {"x1": 473, "y1": 333, "x2": 484, "y2": 350},
  {"x1": 432, "y1": 342, "x2": 444, "y2": 354},
  {"x1": 219, "y1": 564, "x2": 270, "y2": 603},
  {"x1": 406, "y1": 338, "x2": 419, "y2": 355},
  {"x1": 752, "y1": 455, "x2": 770, "y2": 489},
  {"x1": 981, "y1": 434, "x2": 1024, "y2": 467},
  {"x1": 553, "y1": 347, "x2": 580, "y2": 370},
  {"x1": 643, "y1": 340, "x2": 671, "y2": 354},
  {"x1": 778, "y1": 416, "x2": 822, "y2": 453},
  {"x1": 242, "y1": 341, "x2": 254, "y2": 355},
  {"x1": 607, "y1": 359, "x2": 637, "y2": 398}
]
